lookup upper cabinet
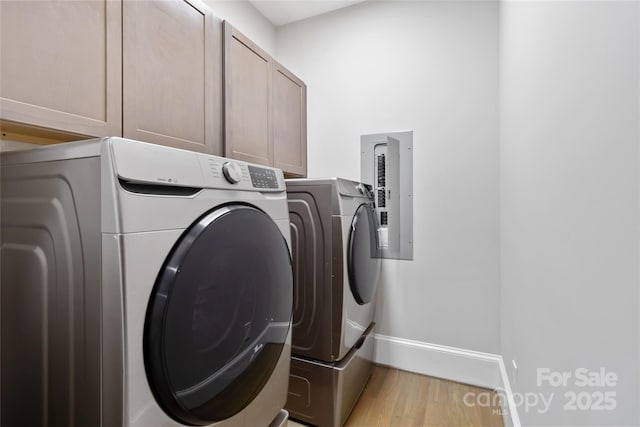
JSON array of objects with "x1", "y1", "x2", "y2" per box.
[
  {"x1": 0, "y1": 0, "x2": 122, "y2": 137},
  {"x1": 223, "y1": 23, "x2": 272, "y2": 167},
  {"x1": 1, "y1": 0, "x2": 222, "y2": 154},
  {"x1": 1, "y1": 2, "x2": 304, "y2": 169},
  {"x1": 123, "y1": 0, "x2": 222, "y2": 154},
  {"x1": 273, "y1": 62, "x2": 307, "y2": 177},
  {"x1": 223, "y1": 22, "x2": 307, "y2": 177}
]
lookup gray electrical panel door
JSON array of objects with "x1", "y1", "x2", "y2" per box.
[{"x1": 361, "y1": 131, "x2": 413, "y2": 260}]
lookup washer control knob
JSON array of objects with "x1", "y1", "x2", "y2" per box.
[{"x1": 222, "y1": 162, "x2": 242, "y2": 184}]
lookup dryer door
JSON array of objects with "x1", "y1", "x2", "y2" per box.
[
  {"x1": 347, "y1": 203, "x2": 382, "y2": 304},
  {"x1": 144, "y1": 204, "x2": 292, "y2": 426}
]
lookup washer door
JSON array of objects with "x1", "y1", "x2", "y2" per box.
[
  {"x1": 144, "y1": 204, "x2": 292, "y2": 426},
  {"x1": 347, "y1": 203, "x2": 382, "y2": 305}
]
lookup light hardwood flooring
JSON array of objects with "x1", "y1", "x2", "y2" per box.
[{"x1": 289, "y1": 366, "x2": 505, "y2": 427}]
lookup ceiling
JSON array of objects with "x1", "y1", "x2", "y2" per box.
[{"x1": 249, "y1": 0, "x2": 367, "y2": 27}]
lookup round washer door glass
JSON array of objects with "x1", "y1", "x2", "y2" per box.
[
  {"x1": 347, "y1": 203, "x2": 382, "y2": 304},
  {"x1": 144, "y1": 204, "x2": 292, "y2": 426}
]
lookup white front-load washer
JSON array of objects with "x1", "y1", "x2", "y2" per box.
[{"x1": 0, "y1": 137, "x2": 292, "y2": 427}]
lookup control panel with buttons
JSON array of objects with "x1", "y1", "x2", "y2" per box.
[
  {"x1": 248, "y1": 165, "x2": 279, "y2": 189},
  {"x1": 111, "y1": 137, "x2": 284, "y2": 192},
  {"x1": 197, "y1": 156, "x2": 282, "y2": 191}
]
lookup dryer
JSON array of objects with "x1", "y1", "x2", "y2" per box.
[
  {"x1": 0, "y1": 137, "x2": 292, "y2": 427},
  {"x1": 284, "y1": 178, "x2": 381, "y2": 427}
]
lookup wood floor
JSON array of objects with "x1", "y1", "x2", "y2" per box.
[{"x1": 289, "y1": 366, "x2": 504, "y2": 427}]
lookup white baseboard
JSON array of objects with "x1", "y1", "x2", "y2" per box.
[
  {"x1": 497, "y1": 356, "x2": 522, "y2": 427},
  {"x1": 373, "y1": 333, "x2": 521, "y2": 427}
]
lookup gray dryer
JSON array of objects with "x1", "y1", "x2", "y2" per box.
[{"x1": 285, "y1": 178, "x2": 382, "y2": 427}]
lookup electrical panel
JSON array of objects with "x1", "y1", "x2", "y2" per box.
[{"x1": 361, "y1": 131, "x2": 413, "y2": 260}]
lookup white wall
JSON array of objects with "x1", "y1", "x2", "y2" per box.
[
  {"x1": 204, "y1": 0, "x2": 277, "y2": 56},
  {"x1": 277, "y1": 1, "x2": 501, "y2": 353},
  {"x1": 500, "y1": 1, "x2": 640, "y2": 425}
]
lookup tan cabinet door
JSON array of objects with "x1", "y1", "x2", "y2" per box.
[
  {"x1": 223, "y1": 22, "x2": 272, "y2": 167},
  {"x1": 123, "y1": 0, "x2": 222, "y2": 154},
  {"x1": 273, "y1": 62, "x2": 307, "y2": 177},
  {"x1": 0, "y1": 0, "x2": 122, "y2": 137}
]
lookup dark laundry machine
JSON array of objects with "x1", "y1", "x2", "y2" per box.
[{"x1": 285, "y1": 178, "x2": 382, "y2": 427}]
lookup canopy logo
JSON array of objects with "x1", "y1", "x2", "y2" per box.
[{"x1": 463, "y1": 389, "x2": 552, "y2": 414}]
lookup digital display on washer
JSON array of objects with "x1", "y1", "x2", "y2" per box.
[{"x1": 248, "y1": 165, "x2": 279, "y2": 189}]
